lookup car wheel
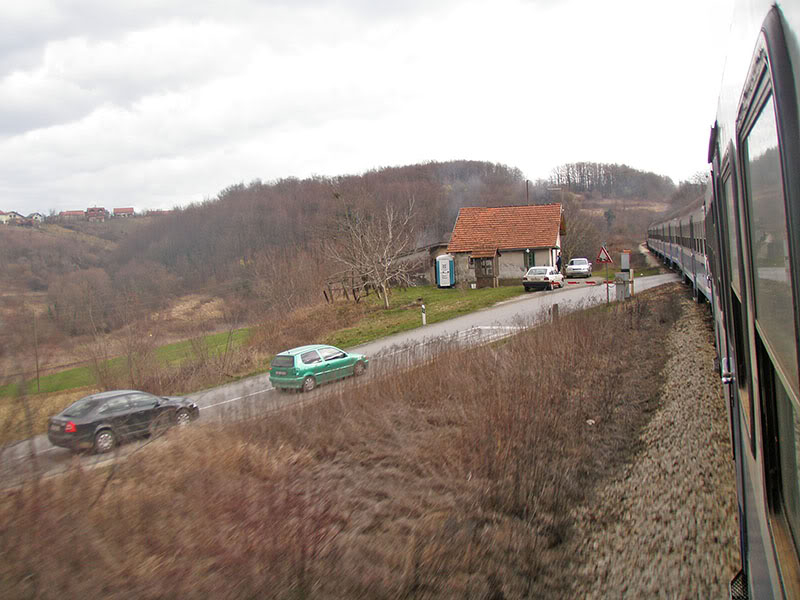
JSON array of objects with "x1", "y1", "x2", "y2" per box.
[
  {"x1": 354, "y1": 361, "x2": 366, "y2": 376},
  {"x1": 175, "y1": 408, "x2": 192, "y2": 427},
  {"x1": 302, "y1": 376, "x2": 316, "y2": 392},
  {"x1": 94, "y1": 429, "x2": 116, "y2": 454}
]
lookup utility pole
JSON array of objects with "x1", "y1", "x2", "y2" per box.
[
  {"x1": 32, "y1": 309, "x2": 40, "y2": 393},
  {"x1": 526, "y1": 180, "x2": 530, "y2": 205}
]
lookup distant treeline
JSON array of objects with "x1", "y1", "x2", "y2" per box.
[{"x1": 548, "y1": 161, "x2": 676, "y2": 199}]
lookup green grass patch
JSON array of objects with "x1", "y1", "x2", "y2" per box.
[
  {"x1": 0, "y1": 365, "x2": 95, "y2": 398},
  {"x1": 154, "y1": 328, "x2": 252, "y2": 364},
  {"x1": 2, "y1": 285, "x2": 526, "y2": 399},
  {"x1": 0, "y1": 328, "x2": 252, "y2": 399},
  {"x1": 591, "y1": 264, "x2": 662, "y2": 281},
  {"x1": 324, "y1": 285, "x2": 525, "y2": 348}
]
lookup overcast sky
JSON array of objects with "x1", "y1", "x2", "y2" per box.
[{"x1": 0, "y1": 0, "x2": 733, "y2": 215}]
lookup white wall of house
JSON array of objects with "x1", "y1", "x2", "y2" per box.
[
  {"x1": 499, "y1": 251, "x2": 525, "y2": 279},
  {"x1": 453, "y1": 248, "x2": 563, "y2": 284},
  {"x1": 453, "y1": 253, "x2": 474, "y2": 282}
]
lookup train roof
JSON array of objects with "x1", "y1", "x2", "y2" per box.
[{"x1": 648, "y1": 195, "x2": 705, "y2": 229}]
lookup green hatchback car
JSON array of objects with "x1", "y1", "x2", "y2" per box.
[{"x1": 269, "y1": 344, "x2": 368, "y2": 392}]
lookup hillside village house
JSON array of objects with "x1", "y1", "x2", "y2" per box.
[
  {"x1": 446, "y1": 203, "x2": 565, "y2": 288},
  {"x1": 86, "y1": 206, "x2": 107, "y2": 222},
  {"x1": 113, "y1": 207, "x2": 135, "y2": 217},
  {"x1": 59, "y1": 210, "x2": 85, "y2": 221},
  {"x1": 0, "y1": 211, "x2": 8, "y2": 225}
]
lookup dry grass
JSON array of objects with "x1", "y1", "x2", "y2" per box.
[
  {"x1": 0, "y1": 285, "x2": 684, "y2": 599},
  {"x1": 0, "y1": 388, "x2": 92, "y2": 444}
]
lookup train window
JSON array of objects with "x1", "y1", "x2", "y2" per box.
[
  {"x1": 724, "y1": 176, "x2": 742, "y2": 294},
  {"x1": 759, "y1": 332, "x2": 800, "y2": 578},
  {"x1": 743, "y1": 93, "x2": 798, "y2": 394},
  {"x1": 776, "y1": 377, "x2": 800, "y2": 553}
]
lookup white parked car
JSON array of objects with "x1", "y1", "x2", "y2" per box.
[
  {"x1": 523, "y1": 266, "x2": 564, "y2": 291},
  {"x1": 565, "y1": 257, "x2": 593, "y2": 278}
]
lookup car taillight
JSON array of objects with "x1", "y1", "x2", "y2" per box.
[
  {"x1": 543, "y1": 277, "x2": 549, "y2": 281},
  {"x1": 64, "y1": 421, "x2": 76, "y2": 433}
]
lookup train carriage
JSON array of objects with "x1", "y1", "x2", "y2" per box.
[{"x1": 648, "y1": 1, "x2": 800, "y2": 597}]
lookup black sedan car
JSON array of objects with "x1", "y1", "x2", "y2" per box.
[{"x1": 48, "y1": 390, "x2": 199, "y2": 454}]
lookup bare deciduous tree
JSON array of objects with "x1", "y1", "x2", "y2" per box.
[
  {"x1": 324, "y1": 197, "x2": 418, "y2": 309},
  {"x1": 560, "y1": 202, "x2": 603, "y2": 263}
]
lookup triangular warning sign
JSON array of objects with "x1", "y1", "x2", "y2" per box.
[{"x1": 596, "y1": 246, "x2": 613, "y2": 264}]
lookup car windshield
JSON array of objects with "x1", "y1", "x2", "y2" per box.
[
  {"x1": 527, "y1": 267, "x2": 548, "y2": 275},
  {"x1": 271, "y1": 355, "x2": 294, "y2": 368},
  {"x1": 62, "y1": 397, "x2": 102, "y2": 417},
  {"x1": 571, "y1": 259, "x2": 588, "y2": 265}
]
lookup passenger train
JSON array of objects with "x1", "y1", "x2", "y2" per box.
[{"x1": 647, "y1": 2, "x2": 799, "y2": 597}]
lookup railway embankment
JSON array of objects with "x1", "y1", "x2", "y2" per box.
[{"x1": 569, "y1": 295, "x2": 739, "y2": 597}]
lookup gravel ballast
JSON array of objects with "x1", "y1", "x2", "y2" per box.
[{"x1": 570, "y1": 295, "x2": 740, "y2": 598}]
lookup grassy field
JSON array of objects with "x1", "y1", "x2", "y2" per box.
[
  {"x1": 0, "y1": 328, "x2": 252, "y2": 399},
  {"x1": 1, "y1": 285, "x2": 522, "y2": 399},
  {"x1": 0, "y1": 284, "x2": 685, "y2": 599},
  {"x1": 0, "y1": 285, "x2": 524, "y2": 443},
  {"x1": 323, "y1": 285, "x2": 525, "y2": 348}
]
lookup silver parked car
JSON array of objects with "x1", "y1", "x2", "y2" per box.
[{"x1": 565, "y1": 257, "x2": 592, "y2": 278}]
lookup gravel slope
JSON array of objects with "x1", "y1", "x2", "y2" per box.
[{"x1": 570, "y1": 296, "x2": 740, "y2": 598}]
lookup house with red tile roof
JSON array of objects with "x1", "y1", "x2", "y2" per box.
[
  {"x1": 59, "y1": 210, "x2": 86, "y2": 221},
  {"x1": 446, "y1": 203, "x2": 565, "y2": 288},
  {"x1": 113, "y1": 207, "x2": 135, "y2": 217}
]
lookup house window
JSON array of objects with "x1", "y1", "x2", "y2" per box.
[
  {"x1": 525, "y1": 250, "x2": 535, "y2": 269},
  {"x1": 479, "y1": 258, "x2": 493, "y2": 276}
]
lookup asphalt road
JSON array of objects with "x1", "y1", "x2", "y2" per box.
[{"x1": 0, "y1": 273, "x2": 678, "y2": 487}]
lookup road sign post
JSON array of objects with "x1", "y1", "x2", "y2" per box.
[
  {"x1": 596, "y1": 246, "x2": 614, "y2": 304},
  {"x1": 621, "y1": 249, "x2": 632, "y2": 297}
]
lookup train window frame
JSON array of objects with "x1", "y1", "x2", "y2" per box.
[
  {"x1": 740, "y1": 88, "x2": 798, "y2": 398},
  {"x1": 718, "y1": 149, "x2": 756, "y2": 451},
  {"x1": 736, "y1": 9, "x2": 800, "y2": 593}
]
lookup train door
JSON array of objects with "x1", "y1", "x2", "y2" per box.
[
  {"x1": 736, "y1": 12, "x2": 800, "y2": 596},
  {"x1": 713, "y1": 144, "x2": 758, "y2": 593}
]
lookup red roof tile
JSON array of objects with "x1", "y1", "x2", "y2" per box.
[{"x1": 447, "y1": 204, "x2": 563, "y2": 253}]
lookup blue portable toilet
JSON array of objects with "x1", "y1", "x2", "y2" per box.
[{"x1": 435, "y1": 254, "x2": 455, "y2": 288}]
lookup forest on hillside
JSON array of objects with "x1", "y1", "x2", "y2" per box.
[
  {"x1": 548, "y1": 161, "x2": 675, "y2": 199},
  {"x1": 0, "y1": 159, "x2": 698, "y2": 346}
]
